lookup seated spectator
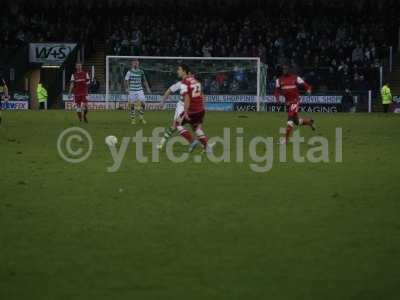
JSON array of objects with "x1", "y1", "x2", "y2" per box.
[{"x1": 216, "y1": 72, "x2": 227, "y2": 93}]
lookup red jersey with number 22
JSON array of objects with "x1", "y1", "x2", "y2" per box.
[{"x1": 180, "y1": 76, "x2": 204, "y2": 113}]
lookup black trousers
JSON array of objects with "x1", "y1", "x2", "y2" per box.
[
  {"x1": 39, "y1": 102, "x2": 46, "y2": 110},
  {"x1": 383, "y1": 104, "x2": 390, "y2": 113}
]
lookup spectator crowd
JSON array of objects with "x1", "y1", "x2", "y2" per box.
[{"x1": 1, "y1": 0, "x2": 399, "y2": 92}]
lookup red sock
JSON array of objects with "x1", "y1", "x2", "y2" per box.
[
  {"x1": 193, "y1": 125, "x2": 208, "y2": 148},
  {"x1": 198, "y1": 135, "x2": 208, "y2": 147},
  {"x1": 285, "y1": 125, "x2": 293, "y2": 141},
  {"x1": 179, "y1": 130, "x2": 193, "y2": 143}
]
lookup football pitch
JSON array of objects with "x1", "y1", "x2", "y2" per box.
[{"x1": 1, "y1": 111, "x2": 399, "y2": 299}]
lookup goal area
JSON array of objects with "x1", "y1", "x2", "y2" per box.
[{"x1": 105, "y1": 56, "x2": 267, "y2": 111}]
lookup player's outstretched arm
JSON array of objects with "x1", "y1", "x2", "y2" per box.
[
  {"x1": 124, "y1": 80, "x2": 129, "y2": 93},
  {"x1": 297, "y1": 76, "x2": 312, "y2": 94},
  {"x1": 274, "y1": 78, "x2": 281, "y2": 103},
  {"x1": 161, "y1": 81, "x2": 181, "y2": 106},
  {"x1": 141, "y1": 70, "x2": 152, "y2": 94},
  {"x1": 85, "y1": 72, "x2": 90, "y2": 87},
  {"x1": 68, "y1": 81, "x2": 74, "y2": 98},
  {"x1": 124, "y1": 71, "x2": 130, "y2": 93},
  {"x1": 160, "y1": 88, "x2": 172, "y2": 107},
  {"x1": 144, "y1": 78, "x2": 152, "y2": 94}
]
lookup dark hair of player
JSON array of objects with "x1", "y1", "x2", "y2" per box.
[{"x1": 179, "y1": 63, "x2": 191, "y2": 74}]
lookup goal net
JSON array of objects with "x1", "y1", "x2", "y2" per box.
[{"x1": 105, "y1": 56, "x2": 266, "y2": 111}]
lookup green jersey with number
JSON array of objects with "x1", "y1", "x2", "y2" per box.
[{"x1": 125, "y1": 68, "x2": 146, "y2": 92}]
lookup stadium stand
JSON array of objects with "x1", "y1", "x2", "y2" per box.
[{"x1": 0, "y1": 0, "x2": 399, "y2": 94}]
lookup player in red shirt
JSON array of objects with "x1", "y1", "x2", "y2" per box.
[
  {"x1": 69, "y1": 63, "x2": 90, "y2": 122},
  {"x1": 176, "y1": 64, "x2": 210, "y2": 153},
  {"x1": 274, "y1": 65, "x2": 315, "y2": 144}
]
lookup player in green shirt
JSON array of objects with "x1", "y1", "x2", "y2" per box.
[{"x1": 124, "y1": 59, "x2": 151, "y2": 124}]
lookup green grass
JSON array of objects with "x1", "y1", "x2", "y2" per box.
[{"x1": 1, "y1": 110, "x2": 400, "y2": 300}]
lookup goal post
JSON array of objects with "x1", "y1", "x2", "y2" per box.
[{"x1": 105, "y1": 56, "x2": 266, "y2": 111}]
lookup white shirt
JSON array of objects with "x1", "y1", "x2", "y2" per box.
[
  {"x1": 169, "y1": 81, "x2": 185, "y2": 102},
  {"x1": 169, "y1": 81, "x2": 182, "y2": 93}
]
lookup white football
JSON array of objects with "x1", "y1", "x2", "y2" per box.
[{"x1": 105, "y1": 135, "x2": 118, "y2": 147}]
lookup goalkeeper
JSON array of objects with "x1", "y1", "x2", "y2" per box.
[{"x1": 124, "y1": 59, "x2": 151, "y2": 124}]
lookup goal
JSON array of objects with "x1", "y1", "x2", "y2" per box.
[{"x1": 105, "y1": 56, "x2": 267, "y2": 111}]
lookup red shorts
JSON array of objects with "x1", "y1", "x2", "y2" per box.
[
  {"x1": 181, "y1": 110, "x2": 205, "y2": 127},
  {"x1": 74, "y1": 95, "x2": 88, "y2": 105},
  {"x1": 287, "y1": 102, "x2": 299, "y2": 120}
]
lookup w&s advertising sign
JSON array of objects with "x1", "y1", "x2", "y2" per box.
[{"x1": 29, "y1": 43, "x2": 77, "y2": 64}]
